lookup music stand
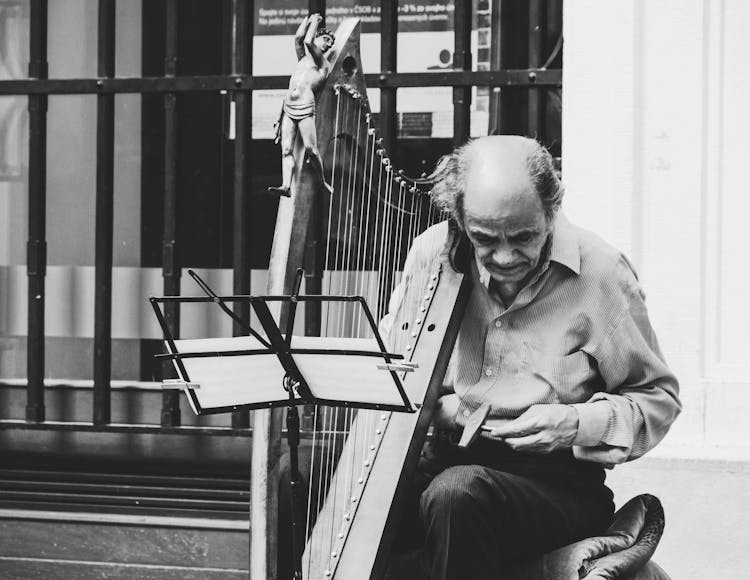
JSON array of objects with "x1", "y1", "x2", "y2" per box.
[{"x1": 149, "y1": 269, "x2": 418, "y2": 579}]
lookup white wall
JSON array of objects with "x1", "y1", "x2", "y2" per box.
[{"x1": 563, "y1": 0, "x2": 750, "y2": 453}]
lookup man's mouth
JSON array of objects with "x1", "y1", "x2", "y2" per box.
[{"x1": 492, "y1": 264, "x2": 525, "y2": 275}]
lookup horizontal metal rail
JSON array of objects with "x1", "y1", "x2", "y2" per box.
[
  {"x1": 0, "y1": 69, "x2": 561, "y2": 95},
  {"x1": 0, "y1": 419, "x2": 348, "y2": 439},
  {"x1": 0, "y1": 420, "x2": 252, "y2": 436}
]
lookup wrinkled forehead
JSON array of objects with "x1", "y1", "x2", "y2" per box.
[{"x1": 463, "y1": 189, "x2": 546, "y2": 235}]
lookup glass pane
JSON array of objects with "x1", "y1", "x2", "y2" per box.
[
  {"x1": 48, "y1": 0, "x2": 98, "y2": 79},
  {"x1": 116, "y1": 0, "x2": 142, "y2": 77},
  {"x1": 0, "y1": 94, "x2": 146, "y2": 382},
  {"x1": 0, "y1": 95, "x2": 28, "y2": 380},
  {"x1": 46, "y1": 0, "x2": 141, "y2": 78},
  {"x1": 252, "y1": 1, "x2": 492, "y2": 139},
  {"x1": 0, "y1": 0, "x2": 29, "y2": 80}
]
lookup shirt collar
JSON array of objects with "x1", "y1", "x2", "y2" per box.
[
  {"x1": 549, "y1": 213, "x2": 581, "y2": 275},
  {"x1": 474, "y1": 212, "x2": 580, "y2": 287}
]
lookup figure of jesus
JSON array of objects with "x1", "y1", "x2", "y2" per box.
[{"x1": 269, "y1": 14, "x2": 335, "y2": 197}]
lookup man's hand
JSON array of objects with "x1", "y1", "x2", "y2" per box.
[
  {"x1": 487, "y1": 404, "x2": 579, "y2": 453},
  {"x1": 433, "y1": 393, "x2": 461, "y2": 431}
]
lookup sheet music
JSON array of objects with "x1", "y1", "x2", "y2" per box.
[
  {"x1": 171, "y1": 336, "x2": 285, "y2": 413},
  {"x1": 291, "y1": 336, "x2": 408, "y2": 407},
  {"x1": 169, "y1": 335, "x2": 409, "y2": 413}
]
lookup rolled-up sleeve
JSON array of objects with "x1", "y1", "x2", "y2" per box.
[{"x1": 571, "y1": 285, "x2": 681, "y2": 464}]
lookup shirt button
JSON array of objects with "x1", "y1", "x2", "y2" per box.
[
  {"x1": 495, "y1": 320, "x2": 503, "y2": 328},
  {"x1": 462, "y1": 409, "x2": 471, "y2": 418},
  {"x1": 485, "y1": 369, "x2": 493, "y2": 377}
]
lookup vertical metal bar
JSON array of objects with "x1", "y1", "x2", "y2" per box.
[
  {"x1": 488, "y1": 0, "x2": 501, "y2": 134},
  {"x1": 376, "y1": 1, "x2": 399, "y2": 324},
  {"x1": 26, "y1": 0, "x2": 48, "y2": 423},
  {"x1": 161, "y1": 0, "x2": 181, "y2": 427},
  {"x1": 308, "y1": 0, "x2": 326, "y2": 22},
  {"x1": 453, "y1": 0, "x2": 472, "y2": 146},
  {"x1": 497, "y1": 0, "x2": 529, "y2": 136},
  {"x1": 380, "y1": 0, "x2": 397, "y2": 159},
  {"x1": 527, "y1": 0, "x2": 544, "y2": 139},
  {"x1": 230, "y1": 0, "x2": 252, "y2": 429},
  {"x1": 93, "y1": 0, "x2": 116, "y2": 425}
]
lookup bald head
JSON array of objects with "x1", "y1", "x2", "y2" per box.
[
  {"x1": 430, "y1": 135, "x2": 563, "y2": 229},
  {"x1": 463, "y1": 136, "x2": 540, "y2": 220}
]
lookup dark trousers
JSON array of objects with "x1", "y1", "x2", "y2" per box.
[
  {"x1": 389, "y1": 436, "x2": 615, "y2": 580},
  {"x1": 278, "y1": 436, "x2": 615, "y2": 580}
]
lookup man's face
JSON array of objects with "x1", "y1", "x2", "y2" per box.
[
  {"x1": 314, "y1": 34, "x2": 334, "y2": 53},
  {"x1": 462, "y1": 161, "x2": 551, "y2": 285}
]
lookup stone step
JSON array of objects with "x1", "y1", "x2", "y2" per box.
[
  {"x1": 0, "y1": 510, "x2": 249, "y2": 578},
  {"x1": 606, "y1": 453, "x2": 750, "y2": 580}
]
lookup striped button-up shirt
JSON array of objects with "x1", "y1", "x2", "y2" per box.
[{"x1": 387, "y1": 215, "x2": 681, "y2": 465}]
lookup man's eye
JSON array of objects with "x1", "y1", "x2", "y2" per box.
[{"x1": 511, "y1": 234, "x2": 534, "y2": 244}]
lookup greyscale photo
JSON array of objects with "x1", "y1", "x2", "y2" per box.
[{"x1": 0, "y1": 2, "x2": 743, "y2": 579}]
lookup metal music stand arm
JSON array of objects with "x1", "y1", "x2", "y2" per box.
[{"x1": 151, "y1": 271, "x2": 418, "y2": 579}]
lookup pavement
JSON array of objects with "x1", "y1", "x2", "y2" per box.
[{"x1": 605, "y1": 448, "x2": 750, "y2": 579}]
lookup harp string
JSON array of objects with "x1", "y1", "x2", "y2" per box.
[{"x1": 302, "y1": 87, "x2": 445, "y2": 577}]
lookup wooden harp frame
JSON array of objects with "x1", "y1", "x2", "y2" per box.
[{"x1": 251, "y1": 18, "x2": 471, "y2": 580}]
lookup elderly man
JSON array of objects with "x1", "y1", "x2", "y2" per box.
[{"x1": 387, "y1": 135, "x2": 681, "y2": 580}]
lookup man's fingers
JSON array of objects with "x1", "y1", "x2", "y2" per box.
[
  {"x1": 489, "y1": 416, "x2": 541, "y2": 439},
  {"x1": 503, "y1": 434, "x2": 553, "y2": 453},
  {"x1": 503, "y1": 434, "x2": 541, "y2": 451}
]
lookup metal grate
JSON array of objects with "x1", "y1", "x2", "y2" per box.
[{"x1": 0, "y1": 0, "x2": 562, "y2": 436}]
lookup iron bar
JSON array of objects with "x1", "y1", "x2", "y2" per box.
[
  {"x1": 527, "y1": 0, "x2": 545, "y2": 139},
  {"x1": 497, "y1": 0, "x2": 529, "y2": 136},
  {"x1": 0, "y1": 419, "x2": 252, "y2": 436},
  {"x1": 25, "y1": 0, "x2": 48, "y2": 423},
  {"x1": 453, "y1": 0, "x2": 472, "y2": 146},
  {"x1": 308, "y1": 0, "x2": 325, "y2": 21},
  {"x1": 0, "y1": 69, "x2": 561, "y2": 96},
  {"x1": 488, "y1": 0, "x2": 502, "y2": 133},
  {"x1": 0, "y1": 419, "x2": 349, "y2": 440},
  {"x1": 161, "y1": 0, "x2": 181, "y2": 427},
  {"x1": 93, "y1": 0, "x2": 116, "y2": 425},
  {"x1": 230, "y1": 0, "x2": 253, "y2": 430},
  {"x1": 380, "y1": 0, "x2": 398, "y2": 158}
]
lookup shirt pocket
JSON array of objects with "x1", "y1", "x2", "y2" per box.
[{"x1": 536, "y1": 350, "x2": 598, "y2": 404}]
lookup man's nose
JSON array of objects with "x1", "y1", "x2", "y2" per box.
[{"x1": 491, "y1": 245, "x2": 516, "y2": 267}]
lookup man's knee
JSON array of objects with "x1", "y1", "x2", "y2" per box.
[
  {"x1": 281, "y1": 145, "x2": 294, "y2": 157},
  {"x1": 420, "y1": 465, "x2": 500, "y2": 519}
]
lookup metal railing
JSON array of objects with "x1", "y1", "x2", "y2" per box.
[{"x1": 0, "y1": 0, "x2": 562, "y2": 436}]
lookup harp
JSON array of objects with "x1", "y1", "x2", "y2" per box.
[{"x1": 252, "y1": 19, "x2": 471, "y2": 579}]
